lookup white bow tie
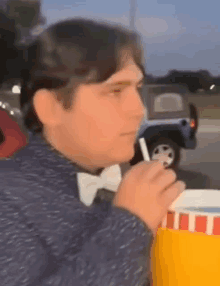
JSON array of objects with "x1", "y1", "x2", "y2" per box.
[{"x1": 77, "y1": 164, "x2": 122, "y2": 206}]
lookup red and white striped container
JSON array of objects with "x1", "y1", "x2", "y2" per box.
[
  {"x1": 152, "y1": 189, "x2": 220, "y2": 286},
  {"x1": 161, "y1": 209, "x2": 220, "y2": 235},
  {"x1": 161, "y1": 189, "x2": 220, "y2": 235}
]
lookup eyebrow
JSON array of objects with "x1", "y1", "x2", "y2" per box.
[{"x1": 105, "y1": 77, "x2": 145, "y2": 88}]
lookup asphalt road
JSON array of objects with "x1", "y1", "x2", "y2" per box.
[
  {"x1": 179, "y1": 120, "x2": 220, "y2": 190},
  {"x1": 121, "y1": 119, "x2": 220, "y2": 190}
]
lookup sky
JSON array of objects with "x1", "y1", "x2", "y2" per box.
[{"x1": 40, "y1": 0, "x2": 220, "y2": 77}]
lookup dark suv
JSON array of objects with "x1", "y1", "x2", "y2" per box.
[{"x1": 130, "y1": 84, "x2": 198, "y2": 169}]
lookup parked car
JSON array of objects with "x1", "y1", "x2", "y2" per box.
[
  {"x1": 0, "y1": 126, "x2": 4, "y2": 145},
  {"x1": 0, "y1": 107, "x2": 28, "y2": 158},
  {"x1": 0, "y1": 66, "x2": 28, "y2": 156},
  {"x1": 130, "y1": 84, "x2": 199, "y2": 169}
]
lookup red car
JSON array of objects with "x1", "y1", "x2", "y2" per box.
[{"x1": 0, "y1": 107, "x2": 27, "y2": 158}]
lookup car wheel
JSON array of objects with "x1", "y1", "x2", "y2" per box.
[
  {"x1": 130, "y1": 138, "x2": 181, "y2": 170},
  {"x1": 148, "y1": 138, "x2": 180, "y2": 169}
]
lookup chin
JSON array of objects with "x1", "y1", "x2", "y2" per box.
[{"x1": 114, "y1": 148, "x2": 135, "y2": 164}]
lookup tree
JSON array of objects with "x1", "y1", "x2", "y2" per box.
[
  {"x1": 6, "y1": 0, "x2": 44, "y2": 28},
  {"x1": 154, "y1": 70, "x2": 214, "y2": 93},
  {"x1": 6, "y1": 0, "x2": 45, "y2": 44}
]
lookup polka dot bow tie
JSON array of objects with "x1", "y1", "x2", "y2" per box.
[{"x1": 77, "y1": 164, "x2": 122, "y2": 206}]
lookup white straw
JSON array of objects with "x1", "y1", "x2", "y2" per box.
[{"x1": 139, "y1": 138, "x2": 150, "y2": 161}]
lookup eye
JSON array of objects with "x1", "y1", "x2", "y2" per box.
[
  {"x1": 110, "y1": 88, "x2": 123, "y2": 95},
  {"x1": 113, "y1": 88, "x2": 122, "y2": 93}
]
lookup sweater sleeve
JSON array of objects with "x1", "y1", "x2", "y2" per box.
[
  {"x1": 0, "y1": 186, "x2": 154, "y2": 286},
  {"x1": 70, "y1": 202, "x2": 154, "y2": 286}
]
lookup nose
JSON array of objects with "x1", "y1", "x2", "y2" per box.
[{"x1": 123, "y1": 86, "x2": 146, "y2": 121}]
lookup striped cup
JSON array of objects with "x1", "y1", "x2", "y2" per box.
[{"x1": 151, "y1": 189, "x2": 220, "y2": 286}]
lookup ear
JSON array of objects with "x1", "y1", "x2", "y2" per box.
[{"x1": 33, "y1": 89, "x2": 62, "y2": 127}]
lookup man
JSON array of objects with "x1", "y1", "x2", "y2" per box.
[{"x1": 0, "y1": 19, "x2": 185, "y2": 285}]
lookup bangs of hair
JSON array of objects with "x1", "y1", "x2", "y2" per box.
[{"x1": 30, "y1": 19, "x2": 145, "y2": 84}]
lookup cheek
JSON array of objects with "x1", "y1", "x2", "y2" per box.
[
  {"x1": 59, "y1": 111, "x2": 136, "y2": 162},
  {"x1": 61, "y1": 109, "x2": 114, "y2": 152},
  {"x1": 83, "y1": 102, "x2": 122, "y2": 138},
  {"x1": 60, "y1": 94, "x2": 128, "y2": 154}
]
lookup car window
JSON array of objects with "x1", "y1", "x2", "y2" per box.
[{"x1": 154, "y1": 93, "x2": 184, "y2": 113}]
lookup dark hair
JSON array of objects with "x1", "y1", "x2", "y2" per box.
[{"x1": 20, "y1": 18, "x2": 146, "y2": 134}]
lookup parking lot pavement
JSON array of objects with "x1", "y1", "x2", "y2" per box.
[
  {"x1": 177, "y1": 168, "x2": 211, "y2": 189},
  {"x1": 198, "y1": 119, "x2": 220, "y2": 133}
]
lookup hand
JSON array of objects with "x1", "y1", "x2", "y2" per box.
[{"x1": 113, "y1": 160, "x2": 186, "y2": 236}]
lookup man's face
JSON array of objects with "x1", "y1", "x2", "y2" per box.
[{"x1": 53, "y1": 57, "x2": 145, "y2": 170}]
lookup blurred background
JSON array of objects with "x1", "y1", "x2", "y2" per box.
[
  {"x1": 1, "y1": 0, "x2": 220, "y2": 118},
  {"x1": 1, "y1": 0, "x2": 220, "y2": 190}
]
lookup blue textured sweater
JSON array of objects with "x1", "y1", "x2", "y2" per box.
[{"x1": 0, "y1": 131, "x2": 154, "y2": 286}]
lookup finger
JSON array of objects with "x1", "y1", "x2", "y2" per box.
[
  {"x1": 151, "y1": 169, "x2": 177, "y2": 191},
  {"x1": 126, "y1": 160, "x2": 163, "y2": 182},
  {"x1": 160, "y1": 180, "x2": 186, "y2": 208},
  {"x1": 139, "y1": 160, "x2": 166, "y2": 181}
]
